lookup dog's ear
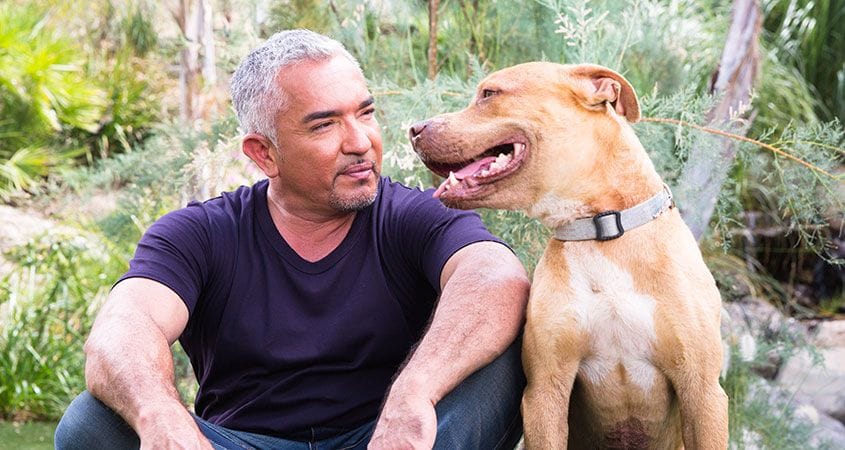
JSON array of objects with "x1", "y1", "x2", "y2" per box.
[{"x1": 570, "y1": 65, "x2": 640, "y2": 123}]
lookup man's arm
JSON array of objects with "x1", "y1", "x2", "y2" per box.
[
  {"x1": 369, "y1": 241, "x2": 530, "y2": 449},
  {"x1": 84, "y1": 277, "x2": 212, "y2": 449}
]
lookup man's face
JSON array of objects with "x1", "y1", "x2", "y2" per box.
[{"x1": 271, "y1": 54, "x2": 382, "y2": 213}]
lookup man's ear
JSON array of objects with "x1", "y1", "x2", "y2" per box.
[
  {"x1": 570, "y1": 64, "x2": 640, "y2": 123},
  {"x1": 242, "y1": 133, "x2": 281, "y2": 177}
]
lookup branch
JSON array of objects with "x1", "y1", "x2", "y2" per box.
[{"x1": 640, "y1": 117, "x2": 837, "y2": 178}]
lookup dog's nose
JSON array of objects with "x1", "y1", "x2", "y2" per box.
[{"x1": 408, "y1": 120, "x2": 429, "y2": 142}]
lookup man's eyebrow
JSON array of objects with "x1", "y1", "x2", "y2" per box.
[
  {"x1": 359, "y1": 96, "x2": 375, "y2": 109},
  {"x1": 301, "y1": 96, "x2": 375, "y2": 124}
]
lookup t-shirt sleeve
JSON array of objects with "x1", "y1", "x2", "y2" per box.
[
  {"x1": 392, "y1": 186, "x2": 508, "y2": 292},
  {"x1": 115, "y1": 203, "x2": 211, "y2": 315}
]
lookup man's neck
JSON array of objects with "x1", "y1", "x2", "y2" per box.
[{"x1": 266, "y1": 188, "x2": 357, "y2": 263}]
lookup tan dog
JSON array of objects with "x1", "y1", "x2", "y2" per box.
[{"x1": 409, "y1": 63, "x2": 728, "y2": 449}]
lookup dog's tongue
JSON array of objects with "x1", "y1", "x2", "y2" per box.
[
  {"x1": 454, "y1": 156, "x2": 496, "y2": 179},
  {"x1": 433, "y1": 156, "x2": 497, "y2": 198}
]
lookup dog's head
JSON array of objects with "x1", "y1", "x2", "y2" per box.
[{"x1": 410, "y1": 62, "x2": 644, "y2": 214}]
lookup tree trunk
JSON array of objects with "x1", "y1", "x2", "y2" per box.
[
  {"x1": 427, "y1": 0, "x2": 440, "y2": 80},
  {"x1": 170, "y1": 0, "x2": 217, "y2": 124},
  {"x1": 675, "y1": 0, "x2": 762, "y2": 240},
  {"x1": 200, "y1": 0, "x2": 216, "y2": 86},
  {"x1": 172, "y1": 0, "x2": 202, "y2": 123}
]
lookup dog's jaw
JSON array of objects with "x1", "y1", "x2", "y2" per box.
[
  {"x1": 410, "y1": 119, "x2": 536, "y2": 209},
  {"x1": 429, "y1": 141, "x2": 528, "y2": 200}
]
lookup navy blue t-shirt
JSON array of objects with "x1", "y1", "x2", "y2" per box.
[{"x1": 118, "y1": 177, "x2": 504, "y2": 438}]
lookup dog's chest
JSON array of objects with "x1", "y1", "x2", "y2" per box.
[{"x1": 563, "y1": 246, "x2": 660, "y2": 391}]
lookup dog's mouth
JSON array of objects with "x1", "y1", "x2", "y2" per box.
[{"x1": 424, "y1": 140, "x2": 528, "y2": 199}]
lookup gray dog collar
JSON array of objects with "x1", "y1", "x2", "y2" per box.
[{"x1": 553, "y1": 184, "x2": 675, "y2": 242}]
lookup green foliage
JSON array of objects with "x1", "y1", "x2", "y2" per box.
[
  {"x1": 0, "y1": 3, "x2": 106, "y2": 193},
  {"x1": 762, "y1": 0, "x2": 845, "y2": 125},
  {"x1": 721, "y1": 333, "x2": 831, "y2": 449},
  {"x1": 0, "y1": 232, "x2": 126, "y2": 420},
  {"x1": 0, "y1": 0, "x2": 166, "y2": 196},
  {"x1": 267, "y1": 0, "x2": 335, "y2": 35},
  {"x1": 0, "y1": 420, "x2": 56, "y2": 450},
  {"x1": 119, "y1": 1, "x2": 158, "y2": 56},
  {"x1": 729, "y1": 121, "x2": 844, "y2": 261}
]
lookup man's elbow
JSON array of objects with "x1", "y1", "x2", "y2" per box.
[
  {"x1": 488, "y1": 249, "x2": 531, "y2": 306},
  {"x1": 499, "y1": 269, "x2": 530, "y2": 322},
  {"x1": 479, "y1": 251, "x2": 530, "y2": 332}
]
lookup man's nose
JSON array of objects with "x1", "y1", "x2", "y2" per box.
[{"x1": 343, "y1": 121, "x2": 372, "y2": 154}]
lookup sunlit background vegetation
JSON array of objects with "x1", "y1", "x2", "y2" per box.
[{"x1": 0, "y1": 0, "x2": 843, "y2": 447}]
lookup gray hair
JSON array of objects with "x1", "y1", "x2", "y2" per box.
[{"x1": 230, "y1": 29, "x2": 361, "y2": 146}]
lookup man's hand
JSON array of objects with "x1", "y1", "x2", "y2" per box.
[
  {"x1": 136, "y1": 404, "x2": 215, "y2": 450},
  {"x1": 368, "y1": 388, "x2": 437, "y2": 450}
]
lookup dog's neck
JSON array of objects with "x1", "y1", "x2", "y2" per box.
[{"x1": 527, "y1": 144, "x2": 665, "y2": 230}]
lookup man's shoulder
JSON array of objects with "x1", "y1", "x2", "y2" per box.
[
  {"x1": 376, "y1": 176, "x2": 441, "y2": 213},
  {"x1": 182, "y1": 179, "x2": 266, "y2": 219},
  {"x1": 378, "y1": 176, "x2": 429, "y2": 197},
  {"x1": 373, "y1": 176, "x2": 486, "y2": 232},
  {"x1": 152, "y1": 180, "x2": 266, "y2": 237}
]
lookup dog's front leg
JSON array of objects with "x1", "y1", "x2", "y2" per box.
[
  {"x1": 521, "y1": 318, "x2": 584, "y2": 449},
  {"x1": 663, "y1": 328, "x2": 729, "y2": 450},
  {"x1": 675, "y1": 378, "x2": 729, "y2": 450}
]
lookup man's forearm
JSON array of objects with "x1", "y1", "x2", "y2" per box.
[
  {"x1": 368, "y1": 243, "x2": 529, "y2": 449},
  {"x1": 84, "y1": 309, "x2": 191, "y2": 435},
  {"x1": 391, "y1": 250, "x2": 528, "y2": 404}
]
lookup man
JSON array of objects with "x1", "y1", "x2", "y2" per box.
[{"x1": 55, "y1": 29, "x2": 528, "y2": 449}]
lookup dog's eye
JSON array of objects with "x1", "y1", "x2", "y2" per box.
[{"x1": 480, "y1": 89, "x2": 498, "y2": 99}]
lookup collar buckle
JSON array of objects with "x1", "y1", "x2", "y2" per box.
[{"x1": 593, "y1": 210, "x2": 624, "y2": 241}]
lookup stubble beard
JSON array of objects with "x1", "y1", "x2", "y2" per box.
[{"x1": 329, "y1": 177, "x2": 379, "y2": 212}]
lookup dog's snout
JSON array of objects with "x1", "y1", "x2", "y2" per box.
[{"x1": 408, "y1": 120, "x2": 429, "y2": 141}]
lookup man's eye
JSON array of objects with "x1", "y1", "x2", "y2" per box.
[
  {"x1": 480, "y1": 89, "x2": 498, "y2": 99},
  {"x1": 311, "y1": 122, "x2": 332, "y2": 132},
  {"x1": 361, "y1": 108, "x2": 376, "y2": 117}
]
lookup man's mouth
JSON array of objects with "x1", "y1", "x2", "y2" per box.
[
  {"x1": 340, "y1": 161, "x2": 376, "y2": 180},
  {"x1": 423, "y1": 140, "x2": 527, "y2": 199}
]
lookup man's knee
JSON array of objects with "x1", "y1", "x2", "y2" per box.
[{"x1": 55, "y1": 391, "x2": 139, "y2": 450}]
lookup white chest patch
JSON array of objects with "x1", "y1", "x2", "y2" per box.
[{"x1": 565, "y1": 246, "x2": 659, "y2": 391}]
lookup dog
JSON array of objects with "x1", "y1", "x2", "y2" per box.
[{"x1": 409, "y1": 62, "x2": 728, "y2": 449}]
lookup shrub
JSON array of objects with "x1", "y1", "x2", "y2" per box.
[
  {"x1": 0, "y1": 232, "x2": 126, "y2": 420},
  {"x1": 0, "y1": 3, "x2": 105, "y2": 194}
]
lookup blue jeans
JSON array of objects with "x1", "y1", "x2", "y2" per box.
[{"x1": 55, "y1": 339, "x2": 524, "y2": 449}]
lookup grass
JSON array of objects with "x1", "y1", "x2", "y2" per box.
[{"x1": 0, "y1": 420, "x2": 56, "y2": 450}]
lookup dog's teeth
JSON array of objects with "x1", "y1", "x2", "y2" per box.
[
  {"x1": 480, "y1": 169, "x2": 490, "y2": 177},
  {"x1": 448, "y1": 171, "x2": 459, "y2": 186},
  {"x1": 495, "y1": 153, "x2": 512, "y2": 167},
  {"x1": 515, "y1": 143, "x2": 524, "y2": 155}
]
